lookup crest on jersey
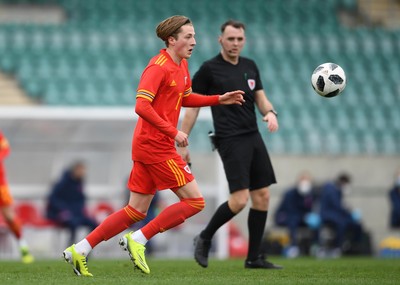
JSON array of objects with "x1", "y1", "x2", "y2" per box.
[
  {"x1": 247, "y1": 79, "x2": 255, "y2": 90},
  {"x1": 184, "y1": 165, "x2": 191, "y2": 174}
]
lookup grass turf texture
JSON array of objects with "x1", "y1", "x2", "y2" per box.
[{"x1": 1, "y1": 257, "x2": 399, "y2": 285}]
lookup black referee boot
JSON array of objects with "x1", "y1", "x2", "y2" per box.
[
  {"x1": 193, "y1": 235, "x2": 211, "y2": 268},
  {"x1": 245, "y1": 254, "x2": 283, "y2": 269}
]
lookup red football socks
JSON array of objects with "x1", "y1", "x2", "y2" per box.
[
  {"x1": 6, "y1": 216, "x2": 22, "y2": 239},
  {"x1": 86, "y1": 205, "x2": 145, "y2": 248},
  {"x1": 141, "y1": 197, "x2": 205, "y2": 240}
]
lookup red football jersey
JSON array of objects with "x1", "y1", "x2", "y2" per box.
[
  {"x1": 132, "y1": 49, "x2": 192, "y2": 164},
  {"x1": 0, "y1": 132, "x2": 10, "y2": 185}
]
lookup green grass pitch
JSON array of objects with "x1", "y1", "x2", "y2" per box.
[{"x1": 1, "y1": 257, "x2": 399, "y2": 285}]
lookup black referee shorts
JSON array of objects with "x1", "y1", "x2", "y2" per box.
[{"x1": 217, "y1": 131, "x2": 277, "y2": 193}]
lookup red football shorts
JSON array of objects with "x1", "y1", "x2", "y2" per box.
[
  {"x1": 0, "y1": 184, "x2": 13, "y2": 207},
  {"x1": 127, "y1": 155, "x2": 194, "y2": 195}
]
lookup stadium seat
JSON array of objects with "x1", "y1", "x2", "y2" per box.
[
  {"x1": 14, "y1": 202, "x2": 55, "y2": 227},
  {"x1": 91, "y1": 202, "x2": 115, "y2": 224}
]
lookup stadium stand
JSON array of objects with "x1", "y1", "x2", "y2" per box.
[{"x1": 0, "y1": 0, "x2": 399, "y2": 156}]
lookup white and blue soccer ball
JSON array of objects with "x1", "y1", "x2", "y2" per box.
[{"x1": 311, "y1": 62, "x2": 346, "y2": 98}]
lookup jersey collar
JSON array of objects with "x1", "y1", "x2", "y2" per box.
[
  {"x1": 160, "y1": 49, "x2": 184, "y2": 67},
  {"x1": 217, "y1": 52, "x2": 241, "y2": 66}
]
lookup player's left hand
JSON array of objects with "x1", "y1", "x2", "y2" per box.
[
  {"x1": 263, "y1": 112, "x2": 279, "y2": 132},
  {"x1": 219, "y1": 90, "x2": 245, "y2": 105}
]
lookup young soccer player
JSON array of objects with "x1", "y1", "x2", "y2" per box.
[
  {"x1": 178, "y1": 20, "x2": 282, "y2": 269},
  {"x1": 0, "y1": 131, "x2": 34, "y2": 264},
  {"x1": 63, "y1": 15, "x2": 244, "y2": 277}
]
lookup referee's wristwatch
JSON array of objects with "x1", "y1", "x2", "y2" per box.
[{"x1": 266, "y1": 109, "x2": 278, "y2": 117}]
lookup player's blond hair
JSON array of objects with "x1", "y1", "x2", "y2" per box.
[{"x1": 156, "y1": 15, "x2": 192, "y2": 47}]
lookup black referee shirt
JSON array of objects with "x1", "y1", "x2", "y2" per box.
[{"x1": 192, "y1": 53, "x2": 263, "y2": 138}]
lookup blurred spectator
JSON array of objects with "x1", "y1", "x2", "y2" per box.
[
  {"x1": 389, "y1": 170, "x2": 400, "y2": 229},
  {"x1": 274, "y1": 172, "x2": 319, "y2": 258},
  {"x1": 0, "y1": 131, "x2": 34, "y2": 263},
  {"x1": 46, "y1": 161, "x2": 98, "y2": 245},
  {"x1": 318, "y1": 173, "x2": 363, "y2": 258}
]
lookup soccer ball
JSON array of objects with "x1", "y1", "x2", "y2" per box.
[{"x1": 311, "y1": 63, "x2": 346, "y2": 98}]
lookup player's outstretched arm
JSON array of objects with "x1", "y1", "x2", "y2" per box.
[
  {"x1": 182, "y1": 90, "x2": 244, "y2": 108},
  {"x1": 219, "y1": 90, "x2": 245, "y2": 105}
]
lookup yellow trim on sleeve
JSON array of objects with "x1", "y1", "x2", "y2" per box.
[
  {"x1": 136, "y1": 94, "x2": 153, "y2": 102},
  {"x1": 136, "y1": 89, "x2": 156, "y2": 102},
  {"x1": 183, "y1": 87, "x2": 192, "y2": 97}
]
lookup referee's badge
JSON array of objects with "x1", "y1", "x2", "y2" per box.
[
  {"x1": 184, "y1": 165, "x2": 192, "y2": 174},
  {"x1": 247, "y1": 79, "x2": 255, "y2": 90}
]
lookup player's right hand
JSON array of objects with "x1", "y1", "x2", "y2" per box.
[{"x1": 175, "y1": 130, "x2": 189, "y2": 147}]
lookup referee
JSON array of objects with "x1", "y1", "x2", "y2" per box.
[{"x1": 178, "y1": 20, "x2": 282, "y2": 269}]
